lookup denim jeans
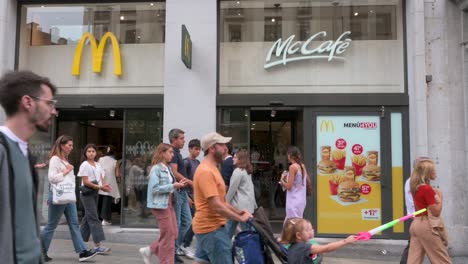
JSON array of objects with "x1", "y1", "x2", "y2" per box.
[
  {"x1": 194, "y1": 226, "x2": 233, "y2": 264},
  {"x1": 173, "y1": 190, "x2": 192, "y2": 249},
  {"x1": 226, "y1": 220, "x2": 250, "y2": 239},
  {"x1": 182, "y1": 204, "x2": 196, "y2": 247},
  {"x1": 41, "y1": 192, "x2": 87, "y2": 253}
]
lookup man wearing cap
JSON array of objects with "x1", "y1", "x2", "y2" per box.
[{"x1": 192, "y1": 132, "x2": 252, "y2": 264}]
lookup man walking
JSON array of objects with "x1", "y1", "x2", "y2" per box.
[
  {"x1": 221, "y1": 142, "x2": 234, "y2": 188},
  {"x1": 0, "y1": 71, "x2": 58, "y2": 263},
  {"x1": 192, "y1": 132, "x2": 252, "y2": 264},
  {"x1": 169, "y1": 128, "x2": 193, "y2": 262}
]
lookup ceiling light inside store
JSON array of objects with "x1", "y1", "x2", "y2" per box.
[
  {"x1": 252, "y1": 123, "x2": 256, "y2": 126},
  {"x1": 251, "y1": 127, "x2": 255, "y2": 130},
  {"x1": 270, "y1": 110, "x2": 276, "y2": 118},
  {"x1": 238, "y1": 13, "x2": 241, "y2": 16},
  {"x1": 110, "y1": 110, "x2": 115, "y2": 117},
  {"x1": 369, "y1": 10, "x2": 373, "y2": 13},
  {"x1": 120, "y1": 16, "x2": 125, "y2": 20},
  {"x1": 271, "y1": 18, "x2": 276, "y2": 22},
  {"x1": 150, "y1": 3, "x2": 154, "y2": 6},
  {"x1": 41, "y1": 5, "x2": 45, "y2": 8},
  {"x1": 354, "y1": 12, "x2": 359, "y2": 16},
  {"x1": 236, "y1": 1, "x2": 240, "y2": 4}
]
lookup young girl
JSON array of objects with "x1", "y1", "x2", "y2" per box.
[
  {"x1": 408, "y1": 158, "x2": 451, "y2": 263},
  {"x1": 280, "y1": 218, "x2": 357, "y2": 264},
  {"x1": 78, "y1": 144, "x2": 112, "y2": 254}
]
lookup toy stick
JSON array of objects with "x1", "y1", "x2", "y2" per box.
[{"x1": 356, "y1": 208, "x2": 427, "y2": 240}]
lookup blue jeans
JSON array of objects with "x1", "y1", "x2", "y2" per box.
[
  {"x1": 195, "y1": 226, "x2": 233, "y2": 264},
  {"x1": 41, "y1": 192, "x2": 87, "y2": 253},
  {"x1": 226, "y1": 220, "x2": 250, "y2": 238},
  {"x1": 174, "y1": 190, "x2": 192, "y2": 249}
]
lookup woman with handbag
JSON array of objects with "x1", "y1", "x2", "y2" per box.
[
  {"x1": 225, "y1": 149, "x2": 257, "y2": 238},
  {"x1": 78, "y1": 144, "x2": 113, "y2": 255},
  {"x1": 41, "y1": 135, "x2": 97, "y2": 262},
  {"x1": 408, "y1": 158, "x2": 451, "y2": 263},
  {"x1": 139, "y1": 143, "x2": 187, "y2": 264},
  {"x1": 279, "y1": 146, "x2": 311, "y2": 223}
]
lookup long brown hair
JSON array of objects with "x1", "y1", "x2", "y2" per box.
[
  {"x1": 151, "y1": 143, "x2": 173, "y2": 166},
  {"x1": 49, "y1": 135, "x2": 73, "y2": 159},
  {"x1": 410, "y1": 159, "x2": 435, "y2": 196},
  {"x1": 280, "y1": 218, "x2": 309, "y2": 244},
  {"x1": 287, "y1": 146, "x2": 306, "y2": 184},
  {"x1": 235, "y1": 149, "x2": 253, "y2": 175}
]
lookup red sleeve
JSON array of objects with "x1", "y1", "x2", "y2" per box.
[{"x1": 421, "y1": 185, "x2": 436, "y2": 206}]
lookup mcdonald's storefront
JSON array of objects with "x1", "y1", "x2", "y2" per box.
[{"x1": 16, "y1": 0, "x2": 411, "y2": 239}]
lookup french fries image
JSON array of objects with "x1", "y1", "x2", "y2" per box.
[
  {"x1": 332, "y1": 149, "x2": 346, "y2": 170},
  {"x1": 351, "y1": 155, "x2": 367, "y2": 176}
]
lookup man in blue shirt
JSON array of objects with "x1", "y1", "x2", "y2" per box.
[{"x1": 0, "y1": 71, "x2": 58, "y2": 264}]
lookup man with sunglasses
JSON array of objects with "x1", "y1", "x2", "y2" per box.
[
  {"x1": 400, "y1": 156, "x2": 431, "y2": 264},
  {"x1": 0, "y1": 71, "x2": 58, "y2": 263}
]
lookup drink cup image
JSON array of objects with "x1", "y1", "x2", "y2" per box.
[
  {"x1": 367, "y1": 151, "x2": 378, "y2": 165},
  {"x1": 332, "y1": 149, "x2": 346, "y2": 170},
  {"x1": 344, "y1": 166, "x2": 355, "y2": 181},
  {"x1": 351, "y1": 155, "x2": 367, "y2": 176},
  {"x1": 321, "y1": 146, "x2": 331, "y2": 160}
]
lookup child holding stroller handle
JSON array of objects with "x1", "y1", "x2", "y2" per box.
[{"x1": 280, "y1": 218, "x2": 358, "y2": 264}]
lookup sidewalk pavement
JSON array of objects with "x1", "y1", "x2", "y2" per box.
[
  {"x1": 47, "y1": 239, "x2": 400, "y2": 264},
  {"x1": 45, "y1": 225, "x2": 467, "y2": 263}
]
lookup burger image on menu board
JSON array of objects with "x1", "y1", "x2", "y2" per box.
[
  {"x1": 317, "y1": 159, "x2": 337, "y2": 174},
  {"x1": 362, "y1": 164, "x2": 381, "y2": 181},
  {"x1": 337, "y1": 181, "x2": 361, "y2": 202}
]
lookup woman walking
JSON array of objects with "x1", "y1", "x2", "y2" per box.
[
  {"x1": 279, "y1": 146, "x2": 309, "y2": 222},
  {"x1": 225, "y1": 149, "x2": 257, "y2": 238},
  {"x1": 41, "y1": 135, "x2": 97, "y2": 262},
  {"x1": 139, "y1": 143, "x2": 187, "y2": 264},
  {"x1": 98, "y1": 145, "x2": 121, "y2": 225},
  {"x1": 408, "y1": 158, "x2": 451, "y2": 263},
  {"x1": 78, "y1": 144, "x2": 112, "y2": 254}
]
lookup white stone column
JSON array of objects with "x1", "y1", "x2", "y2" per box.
[
  {"x1": 0, "y1": 0, "x2": 16, "y2": 124},
  {"x1": 163, "y1": 0, "x2": 217, "y2": 154},
  {"x1": 424, "y1": 0, "x2": 468, "y2": 257}
]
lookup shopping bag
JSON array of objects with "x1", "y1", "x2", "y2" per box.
[{"x1": 52, "y1": 175, "x2": 76, "y2": 204}]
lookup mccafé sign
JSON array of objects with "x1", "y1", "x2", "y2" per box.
[
  {"x1": 320, "y1": 120, "x2": 335, "y2": 133},
  {"x1": 72, "y1": 32, "x2": 122, "y2": 76},
  {"x1": 264, "y1": 31, "x2": 352, "y2": 69}
]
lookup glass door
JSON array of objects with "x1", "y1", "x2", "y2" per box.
[{"x1": 121, "y1": 109, "x2": 163, "y2": 227}]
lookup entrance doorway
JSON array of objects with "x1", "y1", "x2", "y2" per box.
[{"x1": 218, "y1": 108, "x2": 303, "y2": 231}]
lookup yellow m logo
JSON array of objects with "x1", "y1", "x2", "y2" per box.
[
  {"x1": 320, "y1": 120, "x2": 335, "y2": 133},
  {"x1": 72, "y1": 32, "x2": 122, "y2": 76}
]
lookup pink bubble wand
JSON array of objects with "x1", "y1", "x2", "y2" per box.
[{"x1": 356, "y1": 208, "x2": 427, "y2": 240}]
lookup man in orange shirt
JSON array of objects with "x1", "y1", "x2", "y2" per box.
[{"x1": 192, "y1": 132, "x2": 252, "y2": 264}]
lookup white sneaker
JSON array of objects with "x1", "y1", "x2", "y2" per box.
[
  {"x1": 180, "y1": 245, "x2": 195, "y2": 259},
  {"x1": 102, "y1": 220, "x2": 112, "y2": 226},
  {"x1": 139, "y1": 246, "x2": 151, "y2": 264}
]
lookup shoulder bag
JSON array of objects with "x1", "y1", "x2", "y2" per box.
[{"x1": 51, "y1": 160, "x2": 76, "y2": 204}]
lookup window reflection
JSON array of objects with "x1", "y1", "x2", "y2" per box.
[
  {"x1": 26, "y1": 2, "x2": 166, "y2": 46},
  {"x1": 220, "y1": 1, "x2": 397, "y2": 42}
]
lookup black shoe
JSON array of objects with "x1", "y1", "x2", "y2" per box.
[
  {"x1": 79, "y1": 250, "x2": 98, "y2": 262},
  {"x1": 44, "y1": 254, "x2": 52, "y2": 262},
  {"x1": 175, "y1": 255, "x2": 184, "y2": 263}
]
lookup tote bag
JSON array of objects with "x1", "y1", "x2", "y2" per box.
[{"x1": 52, "y1": 174, "x2": 76, "y2": 204}]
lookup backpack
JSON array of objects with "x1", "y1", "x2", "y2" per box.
[{"x1": 232, "y1": 221, "x2": 266, "y2": 264}]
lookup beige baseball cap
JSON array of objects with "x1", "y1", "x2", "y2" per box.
[{"x1": 201, "y1": 132, "x2": 232, "y2": 150}]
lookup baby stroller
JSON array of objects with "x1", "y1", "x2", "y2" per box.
[{"x1": 233, "y1": 207, "x2": 288, "y2": 264}]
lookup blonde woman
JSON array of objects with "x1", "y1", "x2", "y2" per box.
[{"x1": 408, "y1": 158, "x2": 451, "y2": 263}]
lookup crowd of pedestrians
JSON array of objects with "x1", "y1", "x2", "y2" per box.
[{"x1": 0, "y1": 70, "x2": 452, "y2": 264}]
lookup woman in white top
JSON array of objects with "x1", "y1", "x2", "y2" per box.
[
  {"x1": 41, "y1": 135, "x2": 97, "y2": 262},
  {"x1": 225, "y1": 149, "x2": 257, "y2": 238},
  {"x1": 78, "y1": 144, "x2": 112, "y2": 254},
  {"x1": 98, "y1": 145, "x2": 121, "y2": 226}
]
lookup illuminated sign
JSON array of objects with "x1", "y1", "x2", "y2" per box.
[
  {"x1": 320, "y1": 120, "x2": 335, "y2": 133},
  {"x1": 72, "y1": 32, "x2": 122, "y2": 76},
  {"x1": 181, "y1": 25, "x2": 192, "y2": 69},
  {"x1": 264, "y1": 31, "x2": 352, "y2": 69}
]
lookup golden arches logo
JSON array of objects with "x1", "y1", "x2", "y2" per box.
[
  {"x1": 320, "y1": 120, "x2": 335, "y2": 133},
  {"x1": 72, "y1": 32, "x2": 122, "y2": 76}
]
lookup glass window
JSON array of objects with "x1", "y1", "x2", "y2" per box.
[
  {"x1": 220, "y1": 1, "x2": 397, "y2": 42},
  {"x1": 26, "y1": 3, "x2": 166, "y2": 46},
  {"x1": 219, "y1": 0, "x2": 405, "y2": 94}
]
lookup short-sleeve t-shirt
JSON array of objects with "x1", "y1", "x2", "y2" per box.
[
  {"x1": 413, "y1": 184, "x2": 437, "y2": 217},
  {"x1": 170, "y1": 148, "x2": 187, "y2": 177},
  {"x1": 192, "y1": 160, "x2": 227, "y2": 234},
  {"x1": 78, "y1": 161, "x2": 104, "y2": 186},
  {"x1": 286, "y1": 240, "x2": 322, "y2": 264}
]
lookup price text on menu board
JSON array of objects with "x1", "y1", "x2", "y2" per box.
[{"x1": 316, "y1": 116, "x2": 382, "y2": 234}]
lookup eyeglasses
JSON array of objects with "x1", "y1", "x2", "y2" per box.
[{"x1": 29, "y1": 95, "x2": 58, "y2": 108}]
